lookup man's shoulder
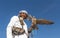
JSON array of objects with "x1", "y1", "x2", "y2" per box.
[
  {"x1": 11, "y1": 16, "x2": 18, "y2": 19},
  {"x1": 12, "y1": 16, "x2": 18, "y2": 18}
]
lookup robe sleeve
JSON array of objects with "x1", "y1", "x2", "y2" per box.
[
  {"x1": 24, "y1": 22, "x2": 28, "y2": 36},
  {"x1": 6, "y1": 16, "x2": 17, "y2": 38}
]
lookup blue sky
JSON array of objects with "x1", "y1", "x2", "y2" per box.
[{"x1": 0, "y1": 0, "x2": 60, "y2": 38}]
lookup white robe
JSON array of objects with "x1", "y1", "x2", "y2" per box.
[{"x1": 6, "y1": 16, "x2": 28, "y2": 38}]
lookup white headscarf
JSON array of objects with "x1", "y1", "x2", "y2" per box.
[{"x1": 19, "y1": 10, "x2": 28, "y2": 14}]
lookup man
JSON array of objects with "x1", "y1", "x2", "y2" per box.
[{"x1": 6, "y1": 10, "x2": 29, "y2": 38}]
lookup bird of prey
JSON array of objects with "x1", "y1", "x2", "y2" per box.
[{"x1": 28, "y1": 17, "x2": 54, "y2": 33}]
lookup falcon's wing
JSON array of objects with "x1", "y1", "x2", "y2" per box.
[{"x1": 36, "y1": 19, "x2": 54, "y2": 24}]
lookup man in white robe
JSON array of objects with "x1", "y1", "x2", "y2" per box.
[{"x1": 6, "y1": 10, "x2": 29, "y2": 38}]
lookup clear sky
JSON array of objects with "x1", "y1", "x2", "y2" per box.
[{"x1": 0, "y1": 0, "x2": 60, "y2": 38}]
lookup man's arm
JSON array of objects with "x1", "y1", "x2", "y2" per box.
[
  {"x1": 28, "y1": 23, "x2": 38, "y2": 33},
  {"x1": 6, "y1": 16, "x2": 16, "y2": 38}
]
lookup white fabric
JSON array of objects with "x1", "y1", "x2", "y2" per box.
[
  {"x1": 6, "y1": 16, "x2": 28, "y2": 38},
  {"x1": 19, "y1": 10, "x2": 28, "y2": 14}
]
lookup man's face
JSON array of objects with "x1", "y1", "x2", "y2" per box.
[{"x1": 19, "y1": 12, "x2": 28, "y2": 19}]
